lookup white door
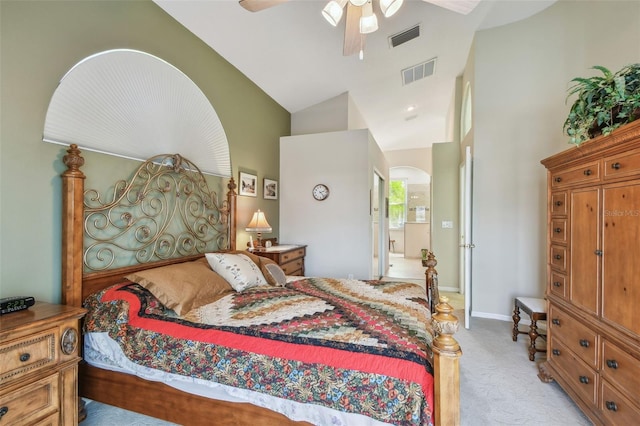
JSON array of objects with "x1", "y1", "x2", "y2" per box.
[{"x1": 459, "y1": 146, "x2": 474, "y2": 329}]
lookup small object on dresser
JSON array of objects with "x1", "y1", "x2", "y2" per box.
[{"x1": 0, "y1": 296, "x2": 35, "y2": 315}]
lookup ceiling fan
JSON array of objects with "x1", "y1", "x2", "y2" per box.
[{"x1": 239, "y1": 0, "x2": 480, "y2": 57}]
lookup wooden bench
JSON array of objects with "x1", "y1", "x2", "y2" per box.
[{"x1": 512, "y1": 297, "x2": 547, "y2": 361}]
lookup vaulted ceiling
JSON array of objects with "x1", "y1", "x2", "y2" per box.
[{"x1": 155, "y1": 0, "x2": 556, "y2": 151}]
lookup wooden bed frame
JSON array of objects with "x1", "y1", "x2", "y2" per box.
[{"x1": 60, "y1": 144, "x2": 462, "y2": 425}]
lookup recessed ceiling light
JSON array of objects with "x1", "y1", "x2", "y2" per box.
[{"x1": 407, "y1": 105, "x2": 416, "y2": 112}]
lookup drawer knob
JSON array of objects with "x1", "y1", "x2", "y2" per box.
[
  {"x1": 605, "y1": 401, "x2": 618, "y2": 412},
  {"x1": 552, "y1": 319, "x2": 561, "y2": 326},
  {"x1": 554, "y1": 227, "x2": 562, "y2": 233},
  {"x1": 606, "y1": 359, "x2": 619, "y2": 369},
  {"x1": 583, "y1": 169, "x2": 592, "y2": 176},
  {"x1": 579, "y1": 376, "x2": 590, "y2": 384},
  {"x1": 579, "y1": 339, "x2": 590, "y2": 348},
  {"x1": 554, "y1": 177, "x2": 562, "y2": 183},
  {"x1": 19, "y1": 353, "x2": 31, "y2": 362},
  {"x1": 0, "y1": 406, "x2": 8, "y2": 419},
  {"x1": 611, "y1": 162, "x2": 621, "y2": 170},
  {"x1": 595, "y1": 249, "x2": 603, "y2": 256},
  {"x1": 552, "y1": 349, "x2": 561, "y2": 356},
  {"x1": 554, "y1": 254, "x2": 562, "y2": 260},
  {"x1": 553, "y1": 281, "x2": 561, "y2": 287},
  {"x1": 555, "y1": 200, "x2": 563, "y2": 207}
]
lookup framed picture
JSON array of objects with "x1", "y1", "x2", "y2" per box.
[
  {"x1": 264, "y1": 178, "x2": 278, "y2": 200},
  {"x1": 239, "y1": 172, "x2": 257, "y2": 197}
]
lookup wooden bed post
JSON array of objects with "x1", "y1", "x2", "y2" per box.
[
  {"x1": 423, "y1": 251, "x2": 440, "y2": 313},
  {"x1": 432, "y1": 296, "x2": 462, "y2": 426},
  {"x1": 61, "y1": 144, "x2": 86, "y2": 308},
  {"x1": 227, "y1": 177, "x2": 237, "y2": 251}
]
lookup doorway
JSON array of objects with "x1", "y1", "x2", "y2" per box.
[{"x1": 386, "y1": 166, "x2": 430, "y2": 280}]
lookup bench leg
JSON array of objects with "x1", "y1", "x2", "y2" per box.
[
  {"x1": 528, "y1": 320, "x2": 540, "y2": 361},
  {"x1": 512, "y1": 304, "x2": 521, "y2": 342}
]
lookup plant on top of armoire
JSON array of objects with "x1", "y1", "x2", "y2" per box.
[{"x1": 564, "y1": 63, "x2": 640, "y2": 146}]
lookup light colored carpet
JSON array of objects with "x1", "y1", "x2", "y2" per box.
[{"x1": 81, "y1": 291, "x2": 592, "y2": 426}]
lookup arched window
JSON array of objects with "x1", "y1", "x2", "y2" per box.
[{"x1": 461, "y1": 82, "x2": 472, "y2": 138}]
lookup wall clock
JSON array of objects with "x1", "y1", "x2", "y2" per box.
[{"x1": 312, "y1": 184, "x2": 330, "y2": 201}]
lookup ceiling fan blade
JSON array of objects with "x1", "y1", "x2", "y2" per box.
[
  {"x1": 422, "y1": 0, "x2": 480, "y2": 15},
  {"x1": 343, "y1": 3, "x2": 363, "y2": 56},
  {"x1": 239, "y1": 0, "x2": 290, "y2": 12}
]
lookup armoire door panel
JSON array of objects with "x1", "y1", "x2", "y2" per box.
[
  {"x1": 602, "y1": 183, "x2": 640, "y2": 336},
  {"x1": 570, "y1": 188, "x2": 600, "y2": 315}
]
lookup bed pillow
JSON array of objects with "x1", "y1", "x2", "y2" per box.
[
  {"x1": 205, "y1": 252, "x2": 268, "y2": 292},
  {"x1": 233, "y1": 250, "x2": 281, "y2": 286},
  {"x1": 124, "y1": 258, "x2": 233, "y2": 316},
  {"x1": 264, "y1": 263, "x2": 287, "y2": 286}
]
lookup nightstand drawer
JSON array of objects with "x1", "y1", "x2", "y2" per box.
[
  {"x1": 0, "y1": 329, "x2": 57, "y2": 383},
  {"x1": 281, "y1": 258, "x2": 304, "y2": 275},
  {"x1": 280, "y1": 247, "x2": 305, "y2": 263},
  {"x1": 0, "y1": 373, "x2": 59, "y2": 425}
]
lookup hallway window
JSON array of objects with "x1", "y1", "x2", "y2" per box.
[{"x1": 389, "y1": 179, "x2": 407, "y2": 229}]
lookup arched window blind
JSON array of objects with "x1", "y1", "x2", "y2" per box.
[{"x1": 43, "y1": 49, "x2": 231, "y2": 177}]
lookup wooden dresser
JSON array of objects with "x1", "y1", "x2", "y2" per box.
[
  {"x1": 254, "y1": 244, "x2": 306, "y2": 276},
  {"x1": 540, "y1": 120, "x2": 640, "y2": 424},
  {"x1": 0, "y1": 302, "x2": 86, "y2": 425}
]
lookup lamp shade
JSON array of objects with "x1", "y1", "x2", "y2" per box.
[
  {"x1": 245, "y1": 210, "x2": 272, "y2": 233},
  {"x1": 322, "y1": 0, "x2": 347, "y2": 26},
  {"x1": 380, "y1": 0, "x2": 403, "y2": 17},
  {"x1": 359, "y1": 2, "x2": 378, "y2": 34}
]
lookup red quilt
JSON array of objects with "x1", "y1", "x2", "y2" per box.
[{"x1": 83, "y1": 277, "x2": 435, "y2": 425}]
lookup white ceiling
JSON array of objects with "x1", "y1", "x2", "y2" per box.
[{"x1": 155, "y1": 0, "x2": 556, "y2": 151}]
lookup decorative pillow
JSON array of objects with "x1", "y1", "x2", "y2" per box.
[
  {"x1": 205, "y1": 253, "x2": 268, "y2": 292},
  {"x1": 264, "y1": 263, "x2": 287, "y2": 287},
  {"x1": 124, "y1": 258, "x2": 233, "y2": 316},
  {"x1": 232, "y1": 250, "x2": 280, "y2": 286}
]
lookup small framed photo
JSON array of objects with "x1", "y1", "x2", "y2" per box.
[
  {"x1": 239, "y1": 172, "x2": 257, "y2": 197},
  {"x1": 264, "y1": 178, "x2": 278, "y2": 200}
]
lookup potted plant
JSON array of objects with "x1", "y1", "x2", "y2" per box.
[{"x1": 564, "y1": 63, "x2": 640, "y2": 146}]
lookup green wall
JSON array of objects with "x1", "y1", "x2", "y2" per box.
[{"x1": 0, "y1": 0, "x2": 290, "y2": 303}]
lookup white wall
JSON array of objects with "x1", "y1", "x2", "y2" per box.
[
  {"x1": 291, "y1": 92, "x2": 367, "y2": 136},
  {"x1": 280, "y1": 129, "x2": 387, "y2": 279},
  {"x1": 470, "y1": 0, "x2": 640, "y2": 321}
]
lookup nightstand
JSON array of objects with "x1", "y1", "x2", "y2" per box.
[
  {"x1": 254, "y1": 244, "x2": 307, "y2": 276},
  {"x1": 0, "y1": 302, "x2": 86, "y2": 425}
]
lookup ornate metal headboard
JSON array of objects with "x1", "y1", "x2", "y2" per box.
[
  {"x1": 83, "y1": 153, "x2": 231, "y2": 272},
  {"x1": 60, "y1": 144, "x2": 237, "y2": 306}
]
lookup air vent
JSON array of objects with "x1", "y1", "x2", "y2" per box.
[
  {"x1": 401, "y1": 57, "x2": 436, "y2": 86},
  {"x1": 389, "y1": 25, "x2": 420, "y2": 48}
]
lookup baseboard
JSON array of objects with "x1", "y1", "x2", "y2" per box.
[
  {"x1": 471, "y1": 311, "x2": 546, "y2": 330},
  {"x1": 439, "y1": 286, "x2": 459, "y2": 293}
]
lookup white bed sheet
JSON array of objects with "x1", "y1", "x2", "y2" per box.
[{"x1": 84, "y1": 332, "x2": 390, "y2": 426}]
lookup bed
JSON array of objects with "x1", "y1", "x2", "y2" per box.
[{"x1": 59, "y1": 144, "x2": 462, "y2": 425}]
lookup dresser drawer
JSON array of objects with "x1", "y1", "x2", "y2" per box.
[
  {"x1": 600, "y1": 380, "x2": 640, "y2": 424},
  {"x1": 604, "y1": 148, "x2": 640, "y2": 180},
  {"x1": 549, "y1": 272, "x2": 567, "y2": 298},
  {"x1": 0, "y1": 373, "x2": 59, "y2": 425},
  {"x1": 551, "y1": 191, "x2": 568, "y2": 216},
  {"x1": 281, "y1": 258, "x2": 304, "y2": 275},
  {"x1": 280, "y1": 247, "x2": 305, "y2": 263},
  {"x1": 549, "y1": 306, "x2": 598, "y2": 368},
  {"x1": 0, "y1": 329, "x2": 57, "y2": 383},
  {"x1": 549, "y1": 338, "x2": 598, "y2": 406},
  {"x1": 550, "y1": 245, "x2": 568, "y2": 272},
  {"x1": 550, "y1": 218, "x2": 568, "y2": 244},
  {"x1": 551, "y1": 161, "x2": 601, "y2": 188},
  {"x1": 601, "y1": 340, "x2": 640, "y2": 407}
]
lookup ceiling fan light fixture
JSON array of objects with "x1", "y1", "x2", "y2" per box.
[
  {"x1": 380, "y1": 0, "x2": 403, "y2": 18},
  {"x1": 322, "y1": 0, "x2": 347, "y2": 26},
  {"x1": 349, "y1": 0, "x2": 368, "y2": 7},
  {"x1": 359, "y1": 2, "x2": 378, "y2": 34}
]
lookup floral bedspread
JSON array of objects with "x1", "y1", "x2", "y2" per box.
[{"x1": 83, "y1": 277, "x2": 435, "y2": 425}]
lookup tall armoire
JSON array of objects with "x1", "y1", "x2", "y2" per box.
[{"x1": 541, "y1": 120, "x2": 640, "y2": 424}]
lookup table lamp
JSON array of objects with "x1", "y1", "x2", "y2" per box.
[{"x1": 245, "y1": 209, "x2": 272, "y2": 248}]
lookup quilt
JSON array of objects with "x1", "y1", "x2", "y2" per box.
[{"x1": 83, "y1": 277, "x2": 435, "y2": 425}]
